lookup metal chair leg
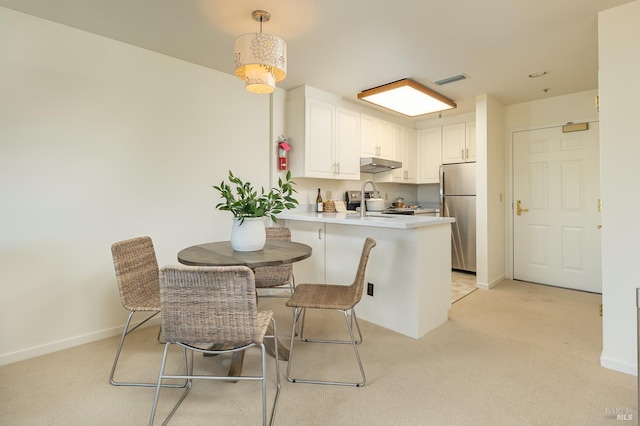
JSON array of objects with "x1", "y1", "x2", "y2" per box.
[
  {"x1": 149, "y1": 345, "x2": 193, "y2": 426},
  {"x1": 287, "y1": 307, "x2": 366, "y2": 387},
  {"x1": 110, "y1": 310, "x2": 186, "y2": 388},
  {"x1": 150, "y1": 319, "x2": 281, "y2": 426}
]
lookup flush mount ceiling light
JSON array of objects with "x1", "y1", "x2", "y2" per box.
[
  {"x1": 234, "y1": 10, "x2": 287, "y2": 94},
  {"x1": 357, "y1": 79, "x2": 456, "y2": 117}
]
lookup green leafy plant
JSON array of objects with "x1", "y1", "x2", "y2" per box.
[{"x1": 213, "y1": 170, "x2": 298, "y2": 223}]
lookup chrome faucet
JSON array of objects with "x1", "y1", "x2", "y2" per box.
[{"x1": 360, "y1": 180, "x2": 379, "y2": 218}]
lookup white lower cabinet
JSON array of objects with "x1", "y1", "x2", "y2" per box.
[
  {"x1": 287, "y1": 221, "x2": 326, "y2": 284},
  {"x1": 287, "y1": 221, "x2": 358, "y2": 286}
]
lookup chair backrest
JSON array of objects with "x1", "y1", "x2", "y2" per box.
[
  {"x1": 111, "y1": 236, "x2": 160, "y2": 311},
  {"x1": 253, "y1": 226, "x2": 293, "y2": 288},
  {"x1": 159, "y1": 265, "x2": 261, "y2": 346},
  {"x1": 348, "y1": 237, "x2": 377, "y2": 305}
]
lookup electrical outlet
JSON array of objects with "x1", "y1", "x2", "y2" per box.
[
  {"x1": 326, "y1": 190, "x2": 332, "y2": 200},
  {"x1": 367, "y1": 282, "x2": 374, "y2": 296}
]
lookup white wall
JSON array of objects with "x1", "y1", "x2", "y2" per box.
[
  {"x1": 505, "y1": 90, "x2": 600, "y2": 130},
  {"x1": 598, "y1": 0, "x2": 640, "y2": 375},
  {"x1": 475, "y1": 94, "x2": 506, "y2": 289},
  {"x1": 0, "y1": 8, "x2": 271, "y2": 365}
]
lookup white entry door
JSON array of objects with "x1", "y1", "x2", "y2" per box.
[{"x1": 513, "y1": 123, "x2": 601, "y2": 293}]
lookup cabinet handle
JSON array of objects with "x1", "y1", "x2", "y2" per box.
[
  {"x1": 337, "y1": 162, "x2": 340, "y2": 175},
  {"x1": 466, "y1": 148, "x2": 469, "y2": 159},
  {"x1": 318, "y1": 228, "x2": 323, "y2": 240},
  {"x1": 461, "y1": 149, "x2": 464, "y2": 159}
]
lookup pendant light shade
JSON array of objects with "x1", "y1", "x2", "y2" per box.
[{"x1": 234, "y1": 10, "x2": 287, "y2": 94}]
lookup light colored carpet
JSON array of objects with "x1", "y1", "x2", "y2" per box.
[{"x1": 0, "y1": 279, "x2": 636, "y2": 425}]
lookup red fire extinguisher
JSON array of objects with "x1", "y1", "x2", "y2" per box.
[{"x1": 278, "y1": 138, "x2": 291, "y2": 171}]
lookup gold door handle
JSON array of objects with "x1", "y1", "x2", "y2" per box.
[{"x1": 517, "y1": 200, "x2": 529, "y2": 216}]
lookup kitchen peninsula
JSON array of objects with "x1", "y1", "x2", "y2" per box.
[{"x1": 277, "y1": 212, "x2": 455, "y2": 339}]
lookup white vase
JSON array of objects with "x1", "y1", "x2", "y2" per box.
[{"x1": 230, "y1": 217, "x2": 266, "y2": 251}]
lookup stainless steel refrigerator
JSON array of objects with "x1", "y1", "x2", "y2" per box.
[{"x1": 440, "y1": 162, "x2": 476, "y2": 273}]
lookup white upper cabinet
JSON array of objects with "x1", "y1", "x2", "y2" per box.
[
  {"x1": 441, "y1": 122, "x2": 476, "y2": 164},
  {"x1": 390, "y1": 124, "x2": 404, "y2": 180},
  {"x1": 417, "y1": 127, "x2": 442, "y2": 184},
  {"x1": 360, "y1": 114, "x2": 378, "y2": 157},
  {"x1": 402, "y1": 127, "x2": 417, "y2": 183},
  {"x1": 334, "y1": 107, "x2": 361, "y2": 179},
  {"x1": 361, "y1": 114, "x2": 391, "y2": 159},
  {"x1": 376, "y1": 125, "x2": 416, "y2": 183},
  {"x1": 286, "y1": 86, "x2": 360, "y2": 180},
  {"x1": 466, "y1": 122, "x2": 477, "y2": 162},
  {"x1": 441, "y1": 123, "x2": 466, "y2": 164},
  {"x1": 304, "y1": 99, "x2": 335, "y2": 178}
]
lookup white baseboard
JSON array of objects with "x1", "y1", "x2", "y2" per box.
[
  {"x1": 600, "y1": 354, "x2": 637, "y2": 376},
  {"x1": 476, "y1": 274, "x2": 506, "y2": 290},
  {"x1": 0, "y1": 316, "x2": 161, "y2": 367}
]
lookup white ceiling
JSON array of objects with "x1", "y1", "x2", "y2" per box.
[{"x1": 0, "y1": 0, "x2": 631, "y2": 119}]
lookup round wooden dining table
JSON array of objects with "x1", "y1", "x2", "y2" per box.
[
  {"x1": 178, "y1": 240, "x2": 312, "y2": 269},
  {"x1": 177, "y1": 239, "x2": 312, "y2": 375}
]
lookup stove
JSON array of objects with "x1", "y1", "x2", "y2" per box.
[{"x1": 382, "y1": 207, "x2": 439, "y2": 216}]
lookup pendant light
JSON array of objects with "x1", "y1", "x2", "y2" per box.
[{"x1": 234, "y1": 10, "x2": 287, "y2": 94}]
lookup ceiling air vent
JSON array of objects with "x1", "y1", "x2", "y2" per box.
[{"x1": 434, "y1": 74, "x2": 469, "y2": 86}]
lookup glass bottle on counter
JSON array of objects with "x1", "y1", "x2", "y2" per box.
[{"x1": 316, "y1": 188, "x2": 323, "y2": 212}]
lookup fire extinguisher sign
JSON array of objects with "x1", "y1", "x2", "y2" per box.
[{"x1": 277, "y1": 136, "x2": 291, "y2": 171}]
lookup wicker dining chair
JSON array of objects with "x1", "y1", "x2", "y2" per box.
[
  {"x1": 149, "y1": 265, "x2": 281, "y2": 426},
  {"x1": 253, "y1": 226, "x2": 295, "y2": 298},
  {"x1": 110, "y1": 236, "x2": 186, "y2": 388},
  {"x1": 286, "y1": 237, "x2": 376, "y2": 387}
]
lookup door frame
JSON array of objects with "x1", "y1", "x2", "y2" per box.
[{"x1": 505, "y1": 117, "x2": 600, "y2": 281}]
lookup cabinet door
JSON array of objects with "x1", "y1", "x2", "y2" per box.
[
  {"x1": 403, "y1": 128, "x2": 417, "y2": 182},
  {"x1": 441, "y1": 123, "x2": 466, "y2": 164},
  {"x1": 377, "y1": 120, "x2": 391, "y2": 159},
  {"x1": 360, "y1": 114, "x2": 378, "y2": 157},
  {"x1": 418, "y1": 127, "x2": 442, "y2": 184},
  {"x1": 466, "y1": 122, "x2": 476, "y2": 162},
  {"x1": 287, "y1": 221, "x2": 326, "y2": 284},
  {"x1": 390, "y1": 124, "x2": 404, "y2": 179},
  {"x1": 305, "y1": 99, "x2": 335, "y2": 178},
  {"x1": 334, "y1": 108, "x2": 361, "y2": 180}
]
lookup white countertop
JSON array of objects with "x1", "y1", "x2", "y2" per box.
[{"x1": 277, "y1": 211, "x2": 455, "y2": 229}]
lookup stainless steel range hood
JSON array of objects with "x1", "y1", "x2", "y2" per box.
[{"x1": 360, "y1": 157, "x2": 402, "y2": 174}]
